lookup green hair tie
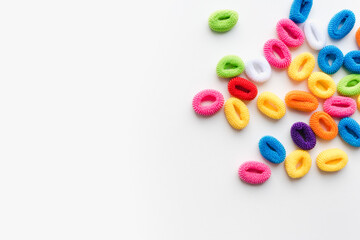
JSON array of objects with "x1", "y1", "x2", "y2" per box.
[
  {"x1": 208, "y1": 10, "x2": 238, "y2": 33},
  {"x1": 216, "y1": 55, "x2": 245, "y2": 78},
  {"x1": 337, "y1": 74, "x2": 360, "y2": 96}
]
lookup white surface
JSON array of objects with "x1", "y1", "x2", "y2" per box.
[{"x1": 0, "y1": 0, "x2": 360, "y2": 239}]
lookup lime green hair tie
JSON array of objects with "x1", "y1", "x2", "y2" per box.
[
  {"x1": 208, "y1": 10, "x2": 238, "y2": 33},
  {"x1": 216, "y1": 55, "x2": 245, "y2": 78},
  {"x1": 337, "y1": 74, "x2": 360, "y2": 96}
]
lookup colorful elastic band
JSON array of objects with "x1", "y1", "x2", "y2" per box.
[
  {"x1": 328, "y1": 9, "x2": 355, "y2": 40},
  {"x1": 291, "y1": 122, "x2": 316, "y2": 150},
  {"x1": 228, "y1": 77, "x2": 258, "y2": 101},
  {"x1": 216, "y1": 55, "x2": 245, "y2": 78},
  {"x1": 304, "y1": 21, "x2": 326, "y2": 50},
  {"x1": 238, "y1": 161, "x2": 271, "y2": 185},
  {"x1": 356, "y1": 27, "x2": 360, "y2": 48},
  {"x1": 309, "y1": 111, "x2": 338, "y2": 140},
  {"x1": 323, "y1": 96, "x2": 356, "y2": 118},
  {"x1": 245, "y1": 57, "x2": 272, "y2": 83},
  {"x1": 224, "y1": 97, "x2": 250, "y2": 130},
  {"x1": 307, "y1": 72, "x2": 336, "y2": 99},
  {"x1": 208, "y1": 10, "x2": 238, "y2": 33},
  {"x1": 276, "y1": 18, "x2": 305, "y2": 47},
  {"x1": 257, "y1": 91, "x2": 286, "y2": 120},
  {"x1": 318, "y1": 45, "x2": 344, "y2": 74},
  {"x1": 316, "y1": 148, "x2": 348, "y2": 172},
  {"x1": 258, "y1": 136, "x2": 286, "y2": 164},
  {"x1": 192, "y1": 89, "x2": 224, "y2": 116},
  {"x1": 263, "y1": 39, "x2": 292, "y2": 69},
  {"x1": 289, "y1": 0, "x2": 313, "y2": 24},
  {"x1": 285, "y1": 90, "x2": 318, "y2": 112},
  {"x1": 337, "y1": 74, "x2": 360, "y2": 96},
  {"x1": 288, "y1": 52, "x2": 315, "y2": 81},
  {"x1": 285, "y1": 150, "x2": 312, "y2": 179},
  {"x1": 338, "y1": 117, "x2": 360, "y2": 147},
  {"x1": 343, "y1": 51, "x2": 360, "y2": 74}
]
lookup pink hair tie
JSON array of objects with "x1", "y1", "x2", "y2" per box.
[
  {"x1": 192, "y1": 89, "x2": 224, "y2": 116},
  {"x1": 238, "y1": 161, "x2": 271, "y2": 185},
  {"x1": 323, "y1": 96, "x2": 356, "y2": 118},
  {"x1": 264, "y1": 39, "x2": 292, "y2": 69},
  {"x1": 276, "y1": 18, "x2": 305, "y2": 47}
]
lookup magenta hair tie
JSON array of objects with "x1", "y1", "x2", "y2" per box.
[
  {"x1": 192, "y1": 89, "x2": 224, "y2": 116},
  {"x1": 276, "y1": 18, "x2": 305, "y2": 47},
  {"x1": 264, "y1": 39, "x2": 292, "y2": 69},
  {"x1": 323, "y1": 96, "x2": 356, "y2": 118},
  {"x1": 291, "y1": 122, "x2": 316, "y2": 150},
  {"x1": 238, "y1": 161, "x2": 271, "y2": 185}
]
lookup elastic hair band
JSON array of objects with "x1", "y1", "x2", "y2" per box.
[
  {"x1": 338, "y1": 117, "x2": 360, "y2": 147},
  {"x1": 228, "y1": 77, "x2": 258, "y2": 101},
  {"x1": 323, "y1": 96, "x2": 356, "y2": 118},
  {"x1": 208, "y1": 10, "x2": 238, "y2": 33},
  {"x1": 276, "y1": 19, "x2": 304, "y2": 47},
  {"x1": 192, "y1": 89, "x2": 224, "y2": 116},
  {"x1": 245, "y1": 57, "x2": 272, "y2": 83},
  {"x1": 304, "y1": 21, "x2": 326, "y2": 50},
  {"x1": 307, "y1": 72, "x2": 336, "y2": 99},
  {"x1": 285, "y1": 90, "x2": 318, "y2": 112},
  {"x1": 216, "y1": 55, "x2": 245, "y2": 78},
  {"x1": 224, "y1": 97, "x2": 250, "y2": 130},
  {"x1": 289, "y1": 0, "x2": 313, "y2": 23},
  {"x1": 258, "y1": 136, "x2": 286, "y2": 164},
  {"x1": 291, "y1": 122, "x2": 316, "y2": 150},
  {"x1": 328, "y1": 9, "x2": 355, "y2": 40},
  {"x1": 309, "y1": 111, "x2": 338, "y2": 140},
  {"x1": 238, "y1": 161, "x2": 271, "y2": 185},
  {"x1": 318, "y1": 45, "x2": 344, "y2": 74},
  {"x1": 343, "y1": 51, "x2": 360, "y2": 74},
  {"x1": 263, "y1": 39, "x2": 292, "y2": 69},
  {"x1": 356, "y1": 27, "x2": 360, "y2": 48},
  {"x1": 288, "y1": 52, "x2": 315, "y2": 81},
  {"x1": 337, "y1": 74, "x2": 360, "y2": 96},
  {"x1": 285, "y1": 150, "x2": 312, "y2": 179},
  {"x1": 257, "y1": 91, "x2": 286, "y2": 120},
  {"x1": 316, "y1": 149, "x2": 348, "y2": 172}
]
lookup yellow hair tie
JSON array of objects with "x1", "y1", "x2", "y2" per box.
[
  {"x1": 285, "y1": 150, "x2": 312, "y2": 179},
  {"x1": 257, "y1": 92, "x2": 286, "y2": 120},
  {"x1": 224, "y1": 97, "x2": 250, "y2": 130},
  {"x1": 288, "y1": 52, "x2": 315, "y2": 81},
  {"x1": 316, "y1": 148, "x2": 348, "y2": 172},
  {"x1": 308, "y1": 72, "x2": 336, "y2": 99}
]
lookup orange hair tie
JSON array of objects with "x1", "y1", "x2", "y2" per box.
[
  {"x1": 285, "y1": 90, "x2": 318, "y2": 112},
  {"x1": 356, "y1": 27, "x2": 360, "y2": 48},
  {"x1": 309, "y1": 111, "x2": 338, "y2": 140}
]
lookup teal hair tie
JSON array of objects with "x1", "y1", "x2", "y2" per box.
[
  {"x1": 208, "y1": 10, "x2": 238, "y2": 33},
  {"x1": 216, "y1": 55, "x2": 245, "y2": 78},
  {"x1": 337, "y1": 74, "x2": 360, "y2": 96}
]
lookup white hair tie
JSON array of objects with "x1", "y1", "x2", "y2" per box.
[
  {"x1": 304, "y1": 21, "x2": 326, "y2": 50},
  {"x1": 245, "y1": 57, "x2": 271, "y2": 83}
]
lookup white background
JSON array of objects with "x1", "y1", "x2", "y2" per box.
[{"x1": 0, "y1": 0, "x2": 360, "y2": 239}]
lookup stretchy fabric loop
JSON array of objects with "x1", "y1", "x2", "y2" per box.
[
  {"x1": 304, "y1": 21, "x2": 326, "y2": 50},
  {"x1": 307, "y1": 72, "x2": 336, "y2": 99},
  {"x1": 316, "y1": 148, "x2": 348, "y2": 172},
  {"x1": 338, "y1": 117, "x2": 360, "y2": 147},
  {"x1": 323, "y1": 96, "x2": 356, "y2": 118},
  {"x1": 263, "y1": 39, "x2": 292, "y2": 69},
  {"x1": 285, "y1": 90, "x2": 318, "y2": 112},
  {"x1": 208, "y1": 10, "x2": 238, "y2": 32},
  {"x1": 309, "y1": 111, "x2": 338, "y2": 140},
  {"x1": 228, "y1": 77, "x2": 258, "y2": 101},
  {"x1": 291, "y1": 122, "x2": 316, "y2": 150},
  {"x1": 259, "y1": 136, "x2": 286, "y2": 164},
  {"x1": 343, "y1": 51, "x2": 360, "y2": 74},
  {"x1": 289, "y1": 0, "x2": 313, "y2": 23},
  {"x1": 224, "y1": 97, "x2": 250, "y2": 130},
  {"x1": 257, "y1": 91, "x2": 286, "y2": 120},
  {"x1": 192, "y1": 89, "x2": 224, "y2": 116},
  {"x1": 245, "y1": 57, "x2": 272, "y2": 83},
  {"x1": 276, "y1": 18, "x2": 305, "y2": 47},
  {"x1": 288, "y1": 52, "x2": 315, "y2": 81},
  {"x1": 238, "y1": 161, "x2": 271, "y2": 185},
  {"x1": 328, "y1": 9, "x2": 355, "y2": 40},
  {"x1": 337, "y1": 74, "x2": 360, "y2": 96},
  {"x1": 216, "y1": 55, "x2": 245, "y2": 78},
  {"x1": 318, "y1": 45, "x2": 344, "y2": 74},
  {"x1": 285, "y1": 150, "x2": 312, "y2": 179}
]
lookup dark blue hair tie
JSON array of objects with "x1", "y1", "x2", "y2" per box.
[
  {"x1": 318, "y1": 45, "x2": 344, "y2": 74},
  {"x1": 289, "y1": 0, "x2": 313, "y2": 23},
  {"x1": 258, "y1": 136, "x2": 286, "y2": 164},
  {"x1": 291, "y1": 122, "x2": 316, "y2": 150},
  {"x1": 328, "y1": 10, "x2": 356, "y2": 40},
  {"x1": 338, "y1": 118, "x2": 360, "y2": 147},
  {"x1": 344, "y1": 51, "x2": 360, "y2": 74}
]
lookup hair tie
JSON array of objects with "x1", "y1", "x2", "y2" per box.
[
  {"x1": 288, "y1": 52, "x2": 315, "y2": 81},
  {"x1": 192, "y1": 89, "x2": 224, "y2": 116},
  {"x1": 323, "y1": 96, "x2": 356, "y2": 118},
  {"x1": 276, "y1": 18, "x2": 305, "y2": 47},
  {"x1": 291, "y1": 122, "x2": 316, "y2": 150},
  {"x1": 304, "y1": 21, "x2": 326, "y2": 50},
  {"x1": 356, "y1": 27, "x2": 360, "y2": 48},
  {"x1": 259, "y1": 136, "x2": 286, "y2": 164},
  {"x1": 238, "y1": 161, "x2": 271, "y2": 184},
  {"x1": 257, "y1": 92, "x2": 286, "y2": 119},
  {"x1": 307, "y1": 72, "x2": 336, "y2": 99},
  {"x1": 285, "y1": 90, "x2": 318, "y2": 112},
  {"x1": 216, "y1": 55, "x2": 245, "y2": 78},
  {"x1": 309, "y1": 111, "x2": 338, "y2": 140},
  {"x1": 224, "y1": 97, "x2": 250, "y2": 130},
  {"x1": 289, "y1": 0, "x2": 313, "y2": 23},
  {"x1": 285, "y1": 150, "x2": 312, "y2": 179},
  {"x1": 228, "y1": 77, "x2": 258, "y2": 101},
  {"x1": 328, "y1": 9, "x2": 355, "y2": 40},
  {"x1": 316, "y1": 149, "x2": 348, "y2": 172},
  {"x1": 337, "y1": 74, "x2": 360, "y2": 96},
  {"x1": 338, "y1": 117, "x2": 360, "y2": 147},
  {"x1": 208, "y1": 10, "x2": 238, "y2": 32},
  {"x1": 245, "y1": 57, "x2": 272, "y2": 83},
  {"x1": 343, "y1": 51, "x2": 360, "y2": 74},
  {"x1": 263, "y1": 39, "x2": 292, "y2": 69},
  {"x1": 318, "y1": 45, "x2": 344, "y2": 74}
]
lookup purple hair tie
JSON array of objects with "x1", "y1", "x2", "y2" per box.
[{"x1": 291, "y1": 122, "x2": 316, "y2": 150}]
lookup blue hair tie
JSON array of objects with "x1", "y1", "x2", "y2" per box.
[
  {"x1": 328, "y1": 10, "x2": 356, "y2": 40},
  {"x1": 338, "y1": 118, "x2": 360, "y2": 147},
  {"x1": 318, "y1": 45, "x2": 344, "y2": 74},
  {"x1": 289, "y1": 0, "x2": 313, "y2": 23},
  {"x1": 344, "y1": 51, "x2": 360, "y2": 74},
  {"x1": 259, "y1": 136, "x2": 286, "y2": 164}
]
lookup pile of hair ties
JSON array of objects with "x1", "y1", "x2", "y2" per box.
[{"x1": 193, "y1": 0, "x2": 360, "y2": 185}]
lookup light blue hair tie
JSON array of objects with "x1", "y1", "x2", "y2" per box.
[
  {"x1": 328, "y1": 10, "x2": 355, "y2": 40},
  {"x1": 259, "y1": 136, "x2": 286, "y2": 164},
  {"x1": 289, "y1": 0, "x2": 313, "y2": 23},
  {"x1": 338, "y1": 117, "x2": 360, "y2": 147},
  {"x1": 318, "y1": 45, "x2": 344, "y2": 74}
]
